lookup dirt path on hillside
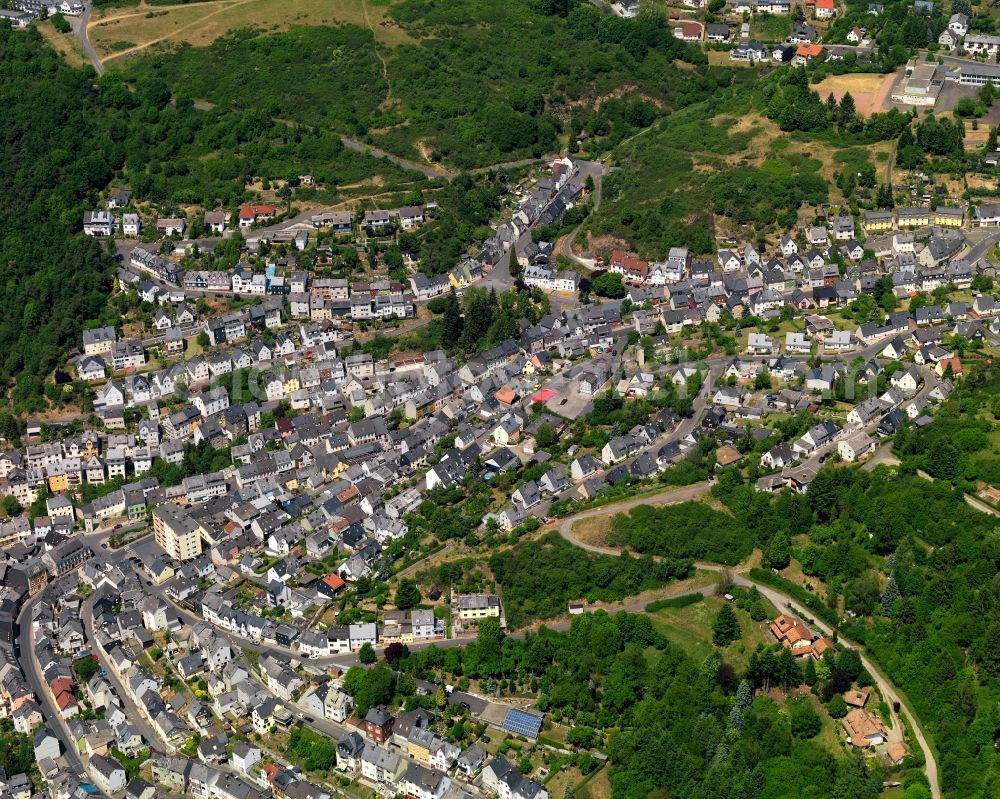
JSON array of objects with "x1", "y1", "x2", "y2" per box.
[
  {"x1": 362, "y1": 0, "x2": 394, "y2": 111},
  {"x1": 90, "y1": 0, "x2": 237, "y2": 28},
  {"x1": 99, "y1": 0, "x2": 256, "y2": 62}
]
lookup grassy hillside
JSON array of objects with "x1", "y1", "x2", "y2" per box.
[
  {"x1": 120, "y1": 0, "x2": 730, "y2": 168},
  {"x1": 582, "y1": 103, "x2": 830, "y2": 258},
  {"x1": 581, "y1": 71, "x2": 905, "y2": 258},
  {"x1": 89, "y1": 0, "x2": 414, "y2": 58}
]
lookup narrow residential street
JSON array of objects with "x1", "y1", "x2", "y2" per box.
[
  {"x1": 16, "y1": 595, "x2": 95, "y2": 789},
  {"x1": 81, "y1": 594, "x2": 168, "y2": 750},
  {"x1": 73, "y1": 2, "x2": 104, "y2": 75},
  {"x1": 556, "y1": 160, "x2": 603, "y2": 269}
]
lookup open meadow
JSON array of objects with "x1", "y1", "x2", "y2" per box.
[{"x1": 89, "y1": 0, "x2": 412, "y2": 60}]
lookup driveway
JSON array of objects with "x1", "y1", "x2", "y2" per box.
[
  {"x1": 733, "y1": 575, "x2": 938, "y2": 798},
  {"x1": 73, "y1": 3, "x2": 104, "y2": 75}
]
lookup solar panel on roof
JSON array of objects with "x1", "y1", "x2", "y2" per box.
[{"x1": 502, "y1": 708, "x2": 543, "y2": 738}]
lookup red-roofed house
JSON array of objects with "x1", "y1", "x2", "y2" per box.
[
  {"x1": 935, "y1": 357, "x2": 962, "y2": 378},
  {"x1": 525, "y1": 354, "x2": 551, "y2": 377},
  {"x1": 259, "y1": 762, "x2": 280, "y2": 786},
  {"x1": 55, "y1": 690, "x2": 80, "y2": 719},
  {"x1": 674, "y1": 21, "x2": 702, "y2": 41},
  {"x1": 794, "y1": 42, "x2": 824, "y2": 64},
  {"x1": 841, "y1": 709, "x2": 888, "y2": 748},
  {"x1": 238, "y1": 203, "x2": 279, "y2": 228},
  {"x1": 318, "y1": 573, "x2": 346, "y2": 599},
  {"x1": 815, "y1": 0, "x2": 834, "y2": 17},
  {"x1": 51, "y1": 676, "x2": 80, "y2": 719},
  {"x1": 623, "y1": 257, "x2": 650, "y2": 284},
  {"x1": 494, "y1": 385, "x2": 518, "y2": 405},
  {"x1": 769, "y1": 613, "x2": 832, "y2": 660},
  {"x1": 609, "y1": 250, "x2": 651, "y2": 284}
]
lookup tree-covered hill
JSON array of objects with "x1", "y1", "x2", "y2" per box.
[
  {"x1": 0, "y1": 26, "x2": 118, "y2": 409},
  {"x1": 0, "y1": 25, "x2": 513, "y2": 412},
  {"x1": 121, "y1": 0, "x2": 727, "y2": 169}
]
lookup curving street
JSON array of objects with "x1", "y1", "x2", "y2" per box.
[
  {"x1": 73, "y1": 2, "x2": 104, "y2": 75},
  {"x1": 556, "y1": 489, "x2": 941, "y2": 799}
]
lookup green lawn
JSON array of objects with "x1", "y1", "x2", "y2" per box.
[
  {"x1": 751, "y1": 13, "x2": 792, "y2": 41},
  {"x1": 575, "y1": 766, "x2": 611, "y2": 799},
  {"x1": 648, "y1": 595, "x2": 776, "y2": 670},
  {"x1": 801, "y1": 692, "x2": 847, "y2": 756}
]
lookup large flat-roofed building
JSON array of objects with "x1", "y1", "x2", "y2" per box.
[
  {"x1": 954, "y1": 60, "x2": 1000, "y2": 86},
  {"x1": 892, "y1": 61, "x2": 943, "y2": 106},
  {"x1": 153, "y1": 505, "x2": 203, "y2": 562}
]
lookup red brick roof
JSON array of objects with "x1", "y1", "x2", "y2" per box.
[
  {"x1": 796, "y1": 43, "x2": 824, "y2": 58},
  {"x1": 239, "y1": 203, "x2": 278, "y2": 220}
]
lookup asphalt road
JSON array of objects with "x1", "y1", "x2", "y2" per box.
[
  {"x1": 959, "y1": 227, "x2": 1000, "y2": 265},
  {"x1": 557, "y1": 160, "x2": 603, "y2": 269},
  {"x1": 550, "y1": 390, "x2": 944, "y2": 798},
  {"x1": 17, "y1": 593, "x2": 97, "y2": 791},
  {"x1": 735, "y1": 575, "x2": 939, "y2": 799},
  {"x1": 555, "y1": 518, "x2": 941, "y2": 798},
  {"x1": 72, "y1": 3, "x2": 104, "y2": 76},
  {"x1": 26, "y1": 361, "x2": 944, "y2": 798},
  {"x1": 81, "y1": 592, "x2": 169, "y2": 751},
  {"x1": 556, "y1": 481, "x2": 714, "y2": 554}
]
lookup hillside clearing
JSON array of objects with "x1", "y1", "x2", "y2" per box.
[
  {"x1": 811, "y1": 72, "x2": 894, "y2": 116},
  {"x1": 36, "y1": 19, "x2": 89, "y2": 68},
  {"x1": 91, "y1": 0, "x2": 411, "y2": 58},
  {"x1": 648, "y1": 595, "x2": 776, "y2": 671}
]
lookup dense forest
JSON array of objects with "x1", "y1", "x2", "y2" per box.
[
  {"x1": 488, "y1": 532, "x2": 692, "y2": 628},
  {"x1": 893, "y1": 359, "x2": 1000, "y2": 487},
  {"x1": 126, "y1": 26, "x2": 385, "y2": 136},
  {"x1": 0, "y1": 27, "x2": 118, "y2": 410},
  {"x1": 607, "y1": 502, "x2": 754, "y2": 565},
  {"x1": 705, "y1": 459, "x2": 1000, "y2": 799}
]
